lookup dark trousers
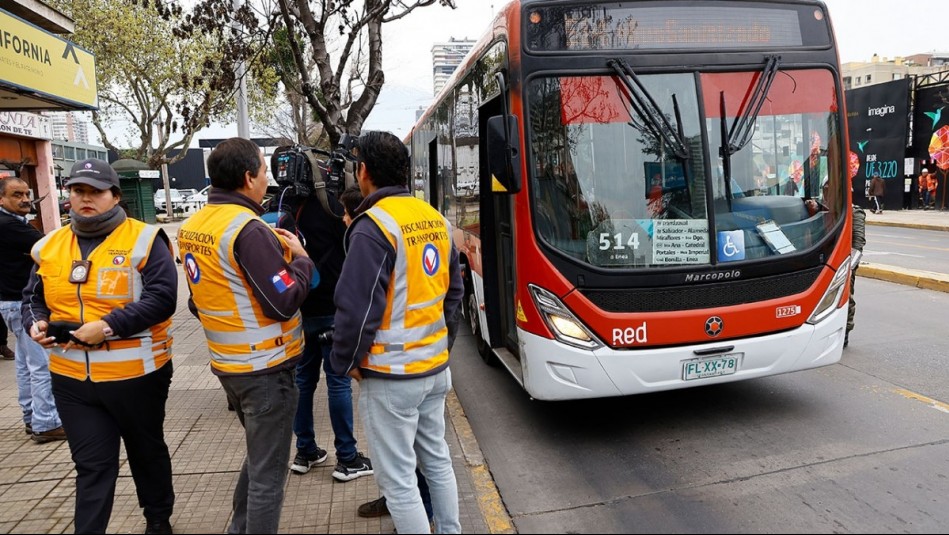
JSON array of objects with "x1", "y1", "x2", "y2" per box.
[
  {"x1": 52, "y1": 363, "x2": 175, "y2": 534},
  {"x1": 294, "y1": 315, "x2": 357, "y2": 461},
  {"x1": 220, "y1": 368, "x2": 298, "y2": 534}
]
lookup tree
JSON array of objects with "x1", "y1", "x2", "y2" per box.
[
  {"x1": 253, "y1": 25, "x2": 328, "y2": 148},
  {"x1": 47, "y1": 0, "x2": 278, "y2": 168},
  {"x1": 187, "y1": 0, "x2": 457, "y2": 147}
]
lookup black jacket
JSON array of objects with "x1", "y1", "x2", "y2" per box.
[
  {"x1": 0, "y1": 210, "x2": 44, "y2": 301},
  {"x1": 288, "y1": 193, "x2": 347, "y2": 318}
]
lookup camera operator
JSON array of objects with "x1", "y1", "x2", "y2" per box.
[{"x1": 273, "y1": 153, "x2": 373, "y2": 482}]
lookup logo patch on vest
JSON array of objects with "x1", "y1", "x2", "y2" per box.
[
  {"x1": 184, "y1": 253, "x2": 201, "y2": 284},
  {"x1": 422, "y1": 244, "x2": 441, "y2": 277},
  {"x1": 112, "y1": 255, "x2": 126, "y2": 265},
  {"x1": 272, "y1": 269, "x2": 296, "y2": 294}
]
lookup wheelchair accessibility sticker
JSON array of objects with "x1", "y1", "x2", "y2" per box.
[
  {"x1": 422, "y1": 244, "x2": 441, "y2": 276},
  {"x1": 717, "y1": 231, "x2": 746, "y2": 262}
]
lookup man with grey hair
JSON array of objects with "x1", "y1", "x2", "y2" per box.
[{"x1": 0, "y1": 177, "x2": 65, "y2": 442}]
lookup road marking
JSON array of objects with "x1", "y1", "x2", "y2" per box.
[
  {"x1": 894, "y1": 388, "x2": 949, "y2": 415},
  {"x1": 871, "y1": 239, "x2": 949, "y2": 253},
  {"x1": 862, "y1": 251, "x2": 925, "y2": 258},
  {"x1": 447, "y1": 391, "x2": 516, "y2": 534}
]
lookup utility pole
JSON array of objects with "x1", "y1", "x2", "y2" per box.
[{"x1": 233, "y1": 0, "x2": 250, "y2": 139}]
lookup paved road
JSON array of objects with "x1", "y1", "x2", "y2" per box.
[
  {"x1": 864, "y1": 226, "x2": 949, "y2": 274},
  {"x1": 450, "y1": 278, "x2": 949, "y2": 533}
]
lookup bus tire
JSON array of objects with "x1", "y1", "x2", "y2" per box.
[{"x1": 466, "y1": 289, "x2": 497, "y2": 366}]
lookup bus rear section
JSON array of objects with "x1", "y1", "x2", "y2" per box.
[{"x1": 413, "y1": 0, "x2": 855, "y2": 400}]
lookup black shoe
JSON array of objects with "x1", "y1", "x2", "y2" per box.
[
  {"x1": 144, "y1": 519, "x2": 173, "y2": 534},
  {"x1": 357, "y1": 496, "x2": 389, "y2": 518},
  {"x1": 290, "y1": 447, "x2": 328, "y2": 474},
  {"x1": 333, "y1": 452, "x2": 373, "y2": 482},
  {"x1": 0, "y1": 345, "x2": 14, "y2": 360}
]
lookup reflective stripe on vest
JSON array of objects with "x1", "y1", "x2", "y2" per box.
[
  {"x1": 179, "y1": 204, "x2": 303, "y2": 374},
  {"x1": 358, "y1": 196, "x2": 452, "y2": 376},
  {"x1": 32, "y1": 219, "x2": 172, "y2": 382}
]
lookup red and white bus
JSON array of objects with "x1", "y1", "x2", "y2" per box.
[{"x1": 407, "y1": 0, "x2": 856, "y2": 400}]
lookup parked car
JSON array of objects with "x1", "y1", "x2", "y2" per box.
[
  {"x1": 59, "y1": 197, "x2": 71, "y2": 224},
  {"x1": 186, "y1": 185, "x2": 210, "y2": 204},
  {"x1": 153, "y1": 189, "x2": 184, "y2": 213}
]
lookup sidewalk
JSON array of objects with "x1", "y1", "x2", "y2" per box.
[
  {"x1": 858, "y1": 208, "x2": 949, "y2": 293},
  {"x1": 862, "y1": 207, "x2": 949, "y2": 232},
  {"x1": 0, "y1": 251, "x2": 503, "y2": 533}
]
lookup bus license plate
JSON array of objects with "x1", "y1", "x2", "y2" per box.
[{"x1": 682, "y1": 354, "x2": 742, "y2": 381}]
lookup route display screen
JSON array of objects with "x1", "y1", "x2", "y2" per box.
[{"x1": 525, "y1": 2, "x2": 831, "y2": 52}]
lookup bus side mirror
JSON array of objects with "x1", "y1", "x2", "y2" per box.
[{"x1": 487, "y1": 115, "x2": 522, "y2": 194}]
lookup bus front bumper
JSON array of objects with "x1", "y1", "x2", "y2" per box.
[{"x1": 519, "y1": 305, "x2": 847, "y2": 401}]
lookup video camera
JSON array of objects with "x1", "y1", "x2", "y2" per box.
[{"x1": 271, "y1": 134, "x2": 360, "y2": 211}]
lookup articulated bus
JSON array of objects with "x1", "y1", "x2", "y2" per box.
[{"x1": 407, "y1": 0, "x2": 856, "y2": 400}]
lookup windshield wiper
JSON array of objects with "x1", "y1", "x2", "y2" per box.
[
  {"x1": 723, "y1": 55, "x2": 781, "y2": 157},
  {"x1": 608, "y1": 59, "x2": 689, "y2": 160}
]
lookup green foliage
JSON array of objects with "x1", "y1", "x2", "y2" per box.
[
  {"x1": 46, "y1": 0, "x2": 278, "y2": 167},
  {"x1": 184, "y1": 0, "x2": 457, "y2": 146}
]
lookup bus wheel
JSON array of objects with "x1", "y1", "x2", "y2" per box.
[{"x1": 467, "y1": 291, "x2": 497, "y2": 366}]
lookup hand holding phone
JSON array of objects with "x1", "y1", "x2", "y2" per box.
[{"x1": 46, "y1": 321, "x2": 84, "y2": 345}]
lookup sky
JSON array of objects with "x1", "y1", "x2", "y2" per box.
[
  {"x1": 94, "y1": 0, "x2": 947, "y2": 146},
  {"x1": 361, "y1": 0, "x2": 947, "y2": 139}
]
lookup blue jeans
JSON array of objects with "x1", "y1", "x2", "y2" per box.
[
  {"x1": 360, "y1": 368, "x2": 460, "y2": 534},
  {"x1": 1, "y1": 301, "x2": 61, "y2": 433},
  {"x1": 220, "y1": 369, "x2": 298, "y2": 534},
  {"x1": 293, "y1": 315, "x2": 358, "y2": 462}
]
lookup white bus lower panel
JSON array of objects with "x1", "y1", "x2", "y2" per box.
[{"x1": 519, "y1": 305, "x2": 847, "y2": 401}]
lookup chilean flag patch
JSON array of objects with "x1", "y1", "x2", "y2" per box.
[{"x1": 272, "y1": 270, "x2": 296, "y2": 294}]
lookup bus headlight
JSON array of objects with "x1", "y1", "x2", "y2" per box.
[
  {"x1": 806, "y1": 259, "x2": 851, "y2": 325},
  {"x1": 529, "y1": 285, "x2": 602, "y2": 350}
]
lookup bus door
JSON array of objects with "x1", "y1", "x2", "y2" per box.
[{"x1": 479, "y1": 95, "x2": 519, "y2": 355}]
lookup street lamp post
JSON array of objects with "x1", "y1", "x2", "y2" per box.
[{"x1": 156, "y1": 121, "x2": 173, "y2": 221}]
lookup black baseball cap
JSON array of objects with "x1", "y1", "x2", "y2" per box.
[{"x1": 66, "y1": 159, "x2": 120, "y2": 190}]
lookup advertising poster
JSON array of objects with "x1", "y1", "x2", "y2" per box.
[
  {"x1": 845, "y1": 78, "x2": 910, "y2": 210},
  {"x1": 912, "y1": 84, "x2": 949, "y2": 210}
]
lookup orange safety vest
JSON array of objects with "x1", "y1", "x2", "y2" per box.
[
  {"x1": 31, "y1": 219, "x2": 172, "y2": 382},
  {"x1": 178, "y1": 203, "x2": 303, "y2": 375},
  {"x1": 928, "y1": 175, "x2": 939, "y2": 193},
  {"x1": 352, "y1": 196, "x2": 453, "y2": 377}
]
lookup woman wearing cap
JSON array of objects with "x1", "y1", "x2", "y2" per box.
[{"x1": 21, "y1": 158, "x2": 177, "y2": 534}]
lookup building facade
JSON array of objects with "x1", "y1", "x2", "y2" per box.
[
  {"x1": 842, "y1": 53, "x2": 949, "y2": 90},
  {"x1": 0, "y1": 0, "x2": 98, "y2": 232},
  {"x1": 45, "y1": 111, "x2": 91, "y2": 144},
  {"x1": 432, "y1": 38, "x2": 476, "y2": 96}
]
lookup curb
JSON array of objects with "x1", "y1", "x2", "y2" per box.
[
  {"x1": 865, "y1": 220, "x2": 949, "y2": 233},
  {"x1": 857, "y1": 262, "x2": 949, "y2": 294},
  {"x1": 446, "y1": 390, "x2": 516, "y2": 534}
]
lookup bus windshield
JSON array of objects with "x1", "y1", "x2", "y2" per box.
[{"x1": 526, "y1": 68, "x2": 844, "y2": 269}]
